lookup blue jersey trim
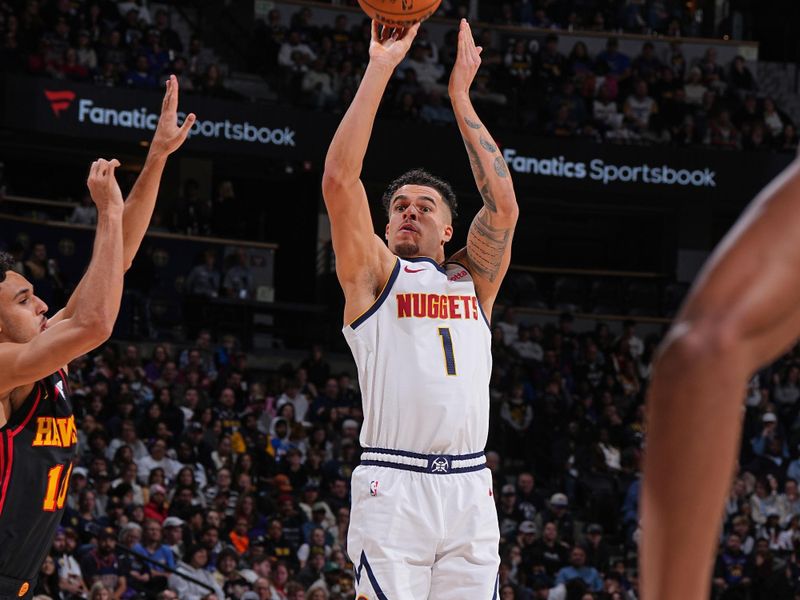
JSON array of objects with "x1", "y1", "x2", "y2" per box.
[
  {"x1": 404, "y1": 256, "x2": 447, "y2": 274},
  {"x1": 361, "y1": 460, "x2": 487, "y2": 474},
  {"x1": 355, "y1": 551, "x2": 389, "y2": 600},
  {"x1": 491, "y1": 574, "x2": 499, "y2": 599},
  {"x1": 349, "y1": 259, "x2": 401, "y2": 330}
]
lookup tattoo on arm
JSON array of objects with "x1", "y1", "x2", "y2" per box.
[
  {"x1": 479, "y1": 137, "x2": 497, "y2": 153},
  {"x1": 464, "y1": 116, "x2": 482, "y2": 129},
  {"x1": 479, "y1": 183, "x2": 497, "y2": 213},
  {"x1": 494, "y1": 156, "x2": 509, "y2": 178},
  {"x1": 467, "y1": 209, "x2": 511, "y2": 283},
  {"x1": 464, "y1": 140, "x2": 487, "y2": 181}
]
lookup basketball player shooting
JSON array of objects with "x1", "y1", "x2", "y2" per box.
[
  {"x1": 322, "y1": 19, "x2": 518, "y2": 599},
  {"x1": 0, "y1": 76, "x2": 194, "y2": 599},
  {"x1": 641, "y1": 152, "x2": 800, "y2": 596}
]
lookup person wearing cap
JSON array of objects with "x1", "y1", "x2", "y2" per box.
[
  {"x1": 80, "y1": 527, "x2": 128, "y2": 599},
  {"x1": 541, "y1": 492, "x2": 575, "y2": 545},
  {"x1": 583, "y1": 524, "x2": 611, "y2": 574},
  {"x1": 144, "y1": 483, "x2": 169, "y2": 523},
  {"x1": 170, "y1": 545, "x2": 225, "y2": 600},
  {"x1": 497, "y1": 484, "x2": 524, "y2": 544},
  {"x1": 52, "y1": 527, "x2": 89, "y2": 598},
  {"x1": 302, "y1": 500, "x2": 335, "y2": 543},
  {"x1": 163, "y1": 516, "x2": 186, "y2": 560},
  {"x1": 517, "y1": 521, "x2": 538, "y2": 569}
]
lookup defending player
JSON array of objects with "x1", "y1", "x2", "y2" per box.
[
  {"x1": 322, "y1": 19, "x2": 518, "y2": 598},
  {"x1": 0, "y1": 76, "x2": 194, "y2": 599},
  {"x1": 641, "y1": 150, "x2": 800, "y2": 595}
]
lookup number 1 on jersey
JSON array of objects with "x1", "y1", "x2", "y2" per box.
[
  {"x1": 438, "y1": 327, "x2": 457, "y2": 376},
  {"x1": 43, "y1": 462, "x2": 73, "y2": 512}
]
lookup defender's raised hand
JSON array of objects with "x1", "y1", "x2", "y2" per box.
[
  {"x1": 150, "y1": 74, "x2": 196, "y2": 158},
  {"x1": 87, "y1": 159, "x2": 124, "y2": 211},
  {"x1": 369, "y1": 20, "x2": 421, "y2": 69},
  {"x1": 449, "y1": 19, "x2": 482, "y2": 99}
]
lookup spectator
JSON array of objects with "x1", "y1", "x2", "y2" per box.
[
  {"x1": 170, "y1": 545, "x2": 226, "y2": 600},
  {"x1": 554, "y1": 546, "x2": 603, "y2": 592},
  {"x1": 399, "y1": 43, "x2": 446, "y2": 95},
  {"x1": 595, "y1": 38, "x2": 631, "y2": 82},
  {"x1": 186, "y1": 251, "x2": 222, "y2": 298},
  {"x1": 80, "y1": 527, "x2": 128, "y2": 599},
  {"x1": 133, "y1": 519, "x2": 176, "y2": 587},
  {"x1": 68, "y1": 192, "x2": 98, "y2": 225}
]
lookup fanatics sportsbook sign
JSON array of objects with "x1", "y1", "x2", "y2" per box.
[
  {"x1": 1, "y1": 74, "x2": 790, "y2": 203},
  {"x1": 3, "y1": 74, "x2": 330, "y2": 157}
]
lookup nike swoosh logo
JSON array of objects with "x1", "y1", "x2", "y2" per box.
[{"x1": 404, "y1": 266, "x2": 425, "y2": 273}]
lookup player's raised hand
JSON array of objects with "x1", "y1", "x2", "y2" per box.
[
  {"x1": 86, "y1": 158, "x2": 124, "y2": 212},
  {"x1": 369, "y1": 20, "x2": 421, "y2": 69},
  {"x1": 448, "y1": 19, "x2": 482, "y2": 98},
  {"x1": 150, "y1": 74, "x2": 196, "y2": 157}
]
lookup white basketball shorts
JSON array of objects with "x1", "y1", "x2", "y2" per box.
[{"x1": 347, "y1": 448, "x2": 500, "y2": 599}]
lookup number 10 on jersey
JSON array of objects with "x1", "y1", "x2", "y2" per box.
[{"x1": 438, "y1": 327, "x2": 457, "y2": 376}]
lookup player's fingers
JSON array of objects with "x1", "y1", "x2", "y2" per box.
[
  {"x1": 405, "y1": 22, "x2": 420, "y2": 43},
  {"x1": 96, "y1": 158, "x2": 108, "y2": 178},
  {"x1": 161, "y1": 77, "x2": 171, "y2": 111},
  {"x1": 371, "y1": 20, "x2": 380, "y2": 43},
  {"x1": 168, "y1": 74, "x2": 179, "y2": 110},
  {"x1": 178, "y1": 113, "x2": 196, "y2": 140},
  {"x1": 87, "y1": 160, "x2": 99, "y2": 182}
]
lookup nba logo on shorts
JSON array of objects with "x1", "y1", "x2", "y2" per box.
[{"x1": 370, "y1": 480, "x2": 379, "y2": 496}]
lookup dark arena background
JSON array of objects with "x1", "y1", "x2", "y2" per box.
[{"x1": 3, "y1": 0, "x2": 800, "y2": 598}]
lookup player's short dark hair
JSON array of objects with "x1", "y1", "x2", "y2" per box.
[
  {"x1": 0, "y1": 251, "x2": 14, "y2": 283},
  {"x1": 382, "y1": 168, "x2": 458, "y2": 220}
]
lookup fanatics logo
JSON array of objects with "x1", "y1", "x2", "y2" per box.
[
  {"x1": 44, "y1": 89, "x2": 76, "y2": 117},
  {"x1": 369, "y1": 480, "x2": 379, "y2": 496}
]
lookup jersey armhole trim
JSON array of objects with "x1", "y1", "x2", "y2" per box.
[
  {"x1": 444, "y1": 260, "x2": 492, "y2": 329},
  {"x1": 348, "y1": 259, "x2": 401, "y2": 330}
]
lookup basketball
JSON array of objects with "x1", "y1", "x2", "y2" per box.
[{"x1": 358, "y1": 0, "x2": 442, "y2": 28}]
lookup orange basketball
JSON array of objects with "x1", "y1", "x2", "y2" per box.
[{"x1": 358, "y1": 0, "x2": 442, "y2": 28}]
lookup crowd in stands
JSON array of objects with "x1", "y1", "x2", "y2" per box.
[
  {"x1": 324, "y1": 0, "x2": 701, "y2": 37},
  {"x1": 0, "y1": 0, "x2": 235, "y2": 98},
  {"x1": 0, "y1": 1, "x2": 795, "y2": 151},
  {"x1": 255, "y1": 7, "x2": 796, "y2": 151},
  {"x1": 1, "y1": 284, "x2": 793, "y2": 600}
]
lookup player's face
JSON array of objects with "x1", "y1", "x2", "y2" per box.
[
  {"x1": 0, "y1": 271, "x2": 49, "y2": 343},
  {"x1": 386, "y1": 185, "x2": 453, "y2": 259}
]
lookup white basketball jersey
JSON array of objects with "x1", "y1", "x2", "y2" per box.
[{"x1": 343, "y1": 257, "x2": 492, "y2": 455}]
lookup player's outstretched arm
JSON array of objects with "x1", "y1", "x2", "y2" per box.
[
  {"x1": 0, "y1": 160, "x2": 125, "y2": 394},
  {"x1": 448, "y1": 19, "x2": 518, "y2": 318},
  {"x1": 48, "y1": 75, "x2": 195, "y2": 328},
  {"x1": 322, "y1": 22, "x2": 418, "y2": 321},
  {"x1": 642, "y1": 157, "x2": 800, "y2": 599}
]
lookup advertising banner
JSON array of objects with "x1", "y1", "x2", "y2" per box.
[
  {"x1": 2, "y1": 74, "x2": 792, "y2": 205},
  {"x1": 2, "y1": 74, "x2": 337, "y2": 159}
]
